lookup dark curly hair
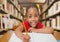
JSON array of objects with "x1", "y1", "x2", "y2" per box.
[{"x1": 25, "y1": 5, "x2": 39, "y2": 16}]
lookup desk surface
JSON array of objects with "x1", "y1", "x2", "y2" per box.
[{"x1": 0, "y1": 31, "x2": 12, "y2": 42}]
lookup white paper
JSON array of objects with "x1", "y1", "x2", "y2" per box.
[{"x1": 9, "y1": 32, "x2": 57, "y2": 42}]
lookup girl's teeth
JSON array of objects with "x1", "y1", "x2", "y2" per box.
[{"x1": 32, "y1": 22, "x2": 35, "y2": 24}]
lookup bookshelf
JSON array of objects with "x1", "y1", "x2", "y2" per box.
[
  {"x1": 7, "y1": 0, "x2": 24, "y2": 17},
  {"x1": 0, "y1": 0, "x2": 23, "y2": 33},
  {"x1": 41, "y1": 10, "x2": 60, "y2": 21},
  {"x1": 0, "y1": 0, "x2": 8, "y2": 14},
  {"x1": 0, "y1": 9, "x2": 7, "y2": 14},
  {"x1": 7, "y1": 0, "x2": 19, "y2": 12},
  {"x1": 41, "y1": 0, "x2": 60, "y2": 31},
  {"x1": 10, "y1": 15, "x2": 22, "y2": 22},
  {"x1": 40, "y1": 0, "x2": 59, "y2": 16}
]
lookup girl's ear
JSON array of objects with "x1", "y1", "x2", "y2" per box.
[
  {"x1": 24, "y1": 16, "x2": 27, "y2": 20},
  {"x1": 39, "y1": 16, "x2": 41, "y2": 22}
]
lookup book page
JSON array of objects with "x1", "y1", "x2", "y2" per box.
[{"x1": 9, "y1": 32, "x2": 57, "y2": 42}]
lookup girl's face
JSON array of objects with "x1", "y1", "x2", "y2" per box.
[{"x1": 26, "y1": 7, "x2": 39, "y2": 28}]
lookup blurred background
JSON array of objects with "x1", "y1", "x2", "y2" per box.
[{"x1": 0, "y1": 0, "x2": 60, "y2": 41}]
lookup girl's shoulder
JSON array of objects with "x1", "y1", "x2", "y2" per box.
[
  {"x1": 24, "y1": 21, "x2": 43, "y2": 28},
  {"x1": 37, "y1": 22, "x2": 43, "y2": 28}
]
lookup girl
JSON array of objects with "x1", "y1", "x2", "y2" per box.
[{"x1": 15, "y1": 6, "x2": 54, "y2": 42}]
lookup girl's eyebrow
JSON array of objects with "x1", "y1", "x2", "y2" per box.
[{"x1": 28, "y1": 14, "x2": 32, "y2": 15}]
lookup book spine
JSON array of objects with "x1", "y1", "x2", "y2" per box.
[
  {"x1": 1, "y1": 16, "x2": 3, "y2": 29},
  {"x1": 58, "y1": 1, "x2": 60, "y2": 11},
  {"x1": 56, "y1": 16, "x2": 60, "y2": 29},
  {"x1": 51, "y1": 18, "x2": 56, "y2": 29},
  {"x1": 46, "y1": 20, "x2": 50, "y2": 27}
]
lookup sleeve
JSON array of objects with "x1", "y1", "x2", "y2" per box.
[
  {"x1": 37, "y1": 22, "x2": 43, "y2": 29},
  {"x1": 23, "y1": 21, "x2": 30, "y2": 31}
]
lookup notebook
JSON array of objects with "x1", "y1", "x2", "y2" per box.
[{"x1": 9, "y1": 32, "x2": 57, "y2": 42}]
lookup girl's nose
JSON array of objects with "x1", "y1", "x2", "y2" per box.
[{"x1": 32, "y1": 17, "x2": 36, "y2": 21}]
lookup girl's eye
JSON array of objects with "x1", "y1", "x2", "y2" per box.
[
  {"x1": 35, "y1": 14, "x2": 38, "y2": 17},
  {"x1": 28, "y1": 15, "x2": 32, "y2": 18}
]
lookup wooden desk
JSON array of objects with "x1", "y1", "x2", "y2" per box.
[
  {"x1": 0, "y1": 31, "x2": 12, "y2": 42},
  {"x1": 53, "y1": 32, "x2": 60, "y2": 40}
]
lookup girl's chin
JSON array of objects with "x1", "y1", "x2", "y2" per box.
[{"x1": 30, "y1": 25, "x2": 36, "y2": 28}]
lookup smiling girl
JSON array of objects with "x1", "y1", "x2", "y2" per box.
[{"x1": 15, "y1": 6, "x2": 54, "y2": 42}]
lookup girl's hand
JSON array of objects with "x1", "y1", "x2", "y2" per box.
[
  {"x1": 28, "y1": 27, "x2": 36, "y2": 32},
  {"x1": 20, "y1": 34, "x2": 30, "y2": 42}
]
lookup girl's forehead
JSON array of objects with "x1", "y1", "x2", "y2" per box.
[
  {"x1": 26, "y1": 7, "x2": 39, "y2": 16},
  {"x1": 27, "y1": 7, "x2": 38, "y2": 13},
  {"x1": 28, "y1": 7, "x2": 38, "y2": 11}
]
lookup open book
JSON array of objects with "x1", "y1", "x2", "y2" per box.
[{"x1": 9, "y1": 32, "x2": 57, "y2": 42}]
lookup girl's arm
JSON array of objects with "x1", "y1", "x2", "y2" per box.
[
  {"x1": 14, "y1": 25, "x2": 24, "y2": 39},
  {"x1": 29, "y1": 27, "x2": 54, "y2": 34},
  {"x1": 14, "y1": 24, "x2": 30, "y2": 42}
]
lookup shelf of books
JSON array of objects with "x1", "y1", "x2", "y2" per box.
[
  {"x1": 0, "y1": 0, "x2": 23, "y2": 32},
  {"x1": 10, "y1": 14, "x2": 22, "y2": 22},
  {"x1": 0, "y1": 9, "x2": 8, "y2": 14},
  {"x1": 40, "y1": 0, "x2": 59, "y2": 15},
  {"x1": 7, "y1": 0, "x2": 19, "y2": 12},
  {"x1": 0, "y1": 0, "x2": 8, "y2": 14},
  {"x1": 7, "y1": 0, "x2": 24, "y2": 17},
  {"x1": 41, "y1": 0, "x2": 60, "y2": 31}
]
